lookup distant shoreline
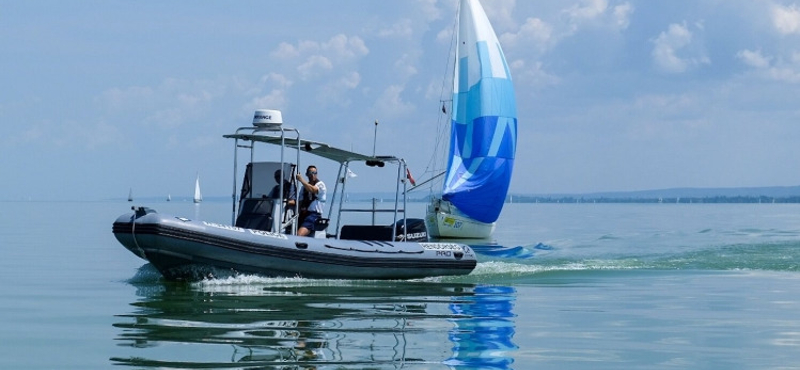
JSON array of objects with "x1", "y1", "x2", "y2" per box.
[
  {"x1": 515, "y1": 185, "x2": 800, "y2": 204},
  {"x1": 10, "y1": 185, "x2": 800, "y2": 203},
  {"x1": 506, "y1": 195, "x2": 800, "y2": 204}
]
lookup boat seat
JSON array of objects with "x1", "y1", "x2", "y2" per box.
[
  {"x1": 235, "y1": 198, "x2": 274, "y2": 232},
  {"x1": 340, "y1": 225, "x2": 394, "y2": 241}
]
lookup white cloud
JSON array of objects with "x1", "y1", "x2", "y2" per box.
[
  {"x1": 297, "y1": 55, "x2": 333, "y2": 81},
  {"x1": 322, "y1": 34, "x2": 369, "y2": 60},
  {"x1": 500, "y1": 17, "x2": 553, "y2": 51},
  {"x1": 737, "y1": 49, "x2": 772, "y2": 68},
  {"x1": 566, "y1": 0, "x2": 608, "y2": 22},
  {"x1": 652, "y1": 23, "x2": 692, "y2": 73},
  {"x1": 378, "y1": 19, "x2": 414, "y2": 38},
  {"x1": 260, "y1": 34, "x2": 370, "y2": 117},
  {"x1": 250, "y1": 89, "x2": 287, "y2": 111},
  {"x1": 436, "y1": 26, "x2": 452, "y2": 44},
  {"x1": 500, "y1": 0, "x2": 630, "y2": 53},
  {"x1": 767, "y1": 65, "x2": 800, "y2": 82},
  {"x1": 483, "y1": 0, "x2": 518, "y2": 32},
  {"x1": 260, "y1": 73, "x2": 293, "y2": 89},
  {"x1": 737, "y1": 49, "x2": 800, "y2": 83},
  {"x1": 339, "y1": 71, "x2": 361, "y2": 90},
  {"x1": 177, "y1": 90, "x2": 212, "y2": 107},
  {"x1": 561, "y1": 0, "x2": 633, "y2": 33},
  {"x1": 651, "y1": 22, "x2": 710, "y2": 73},
  {"x1": 510, "y1": 59, "x2": 560, "y2": 89},
  {"x1": 95, "y1": 77, "x2": 232, "y2": 129},
  {"x1": 394, "y1": 53, "x2": 420, "y2": 79},
  {"x1": 314, "y1": 72, "x2": 362, "y2": 108},
  {"x1": 612, "y1": 2, "x2": 634, "y2": 29},
  {"x1": 271, "y1": 34, "x2": 368, "y2": 63},
  {"x1": 417, "y1": 0, "x2": 442, "y2": 22},
  {"x1": 772, "y1": 3, "x2": 800, "y2": 35},
  {"x1": 271, "y1": 42, "x2": 300, "y2": 59},
  {"x1": 374, "y1": 84, "x2": 414, "y2": 118},
  {"x1": 247, "y1": 73, "x2": 293, "y2": 112}
]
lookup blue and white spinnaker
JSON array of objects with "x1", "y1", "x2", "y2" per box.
[{"x1": 443, "y1": 0, "x2": 517, "y2": 224}]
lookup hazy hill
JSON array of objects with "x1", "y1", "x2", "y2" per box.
[{"x1": 519, "y1": 185, "x2": 800, "y2": 203}]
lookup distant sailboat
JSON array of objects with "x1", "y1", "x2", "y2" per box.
[
  {"x1": 167, "y1": 194, "x2": 171, "y2": 202},
  {"x1": 425, "y1": 0, "x2": 517, "y2": 239},
  {"x1": 128, "y1": 188, "x2": 133, "y2": 202},
  {"x1": 193, "y1": 174, "x2": 203, "y2": 203}
]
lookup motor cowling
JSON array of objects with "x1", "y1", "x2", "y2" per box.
[{"x1": 394, "y1": 218, "x2": 427, "y2": 242}]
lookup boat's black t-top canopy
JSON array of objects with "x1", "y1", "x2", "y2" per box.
[{"x1": 223, "y1": 110, "x2": 412, "y2": 240}]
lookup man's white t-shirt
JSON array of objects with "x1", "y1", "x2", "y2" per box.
[{"x1": 308, "y1": 180, "x2": 326, "y2": 214}]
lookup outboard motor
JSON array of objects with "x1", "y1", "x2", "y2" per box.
[{"x1": 394, "y1": 218, "x2": 428, "y2": 242}]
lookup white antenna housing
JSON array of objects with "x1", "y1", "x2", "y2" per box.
[{"x1": 252, "y1": 109, "x2": 283, "y2": 127}]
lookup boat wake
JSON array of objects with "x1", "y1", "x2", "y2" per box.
[
  {"x1": 471, "y1": 242, "x2": 553, "y2": 259},
  {"x1": 125, "y1": 239, "x2": 800, "y2": 289}
]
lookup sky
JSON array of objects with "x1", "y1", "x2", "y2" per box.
[{"x1": 2, "y1": 0, "x2": 800, "y2": 201}]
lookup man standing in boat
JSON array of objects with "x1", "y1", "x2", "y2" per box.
[{"x1": 295, "y1": 165, "x2": 326, "y2": 236}]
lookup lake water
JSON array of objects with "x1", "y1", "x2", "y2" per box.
[{"x1": 2, "y1": 200, "x2": 800, "y2": 369}]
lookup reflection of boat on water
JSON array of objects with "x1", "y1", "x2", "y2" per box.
[
  {"x1": 112, "y1": 109, "x2": 476, "y2": 280},
  {"x1": 426, "y1": 0, "x2": 517, "y2": 239},
  {"x1": 446, "y1": 285, "x2": 518, "y2": 369},
  {"x1": 111, "y1": 274, "x2": 516, "y2": 368}
]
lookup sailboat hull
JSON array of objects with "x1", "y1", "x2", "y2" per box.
[{"x1": 425, "y1": 199, "x2": 495, "y2": 239}]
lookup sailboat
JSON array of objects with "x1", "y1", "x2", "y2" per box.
[
  {"x1": 127, "y1": 188, "x2": 133, "y2": 202},
  {"x1": 193, "y1": 173, "x2": 203, "y2": 203},
  {"x1": 425, "y1": 0, "x2": 517, "y2": 239}
]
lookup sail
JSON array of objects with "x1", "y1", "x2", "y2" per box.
[
  {"x1": 193, "y1": 174, "x2": 203, "y2": 203},
  {"x1": 442, "y1": 0, "x2": 517, "y2": 223}
]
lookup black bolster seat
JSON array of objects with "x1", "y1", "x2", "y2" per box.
[{"x1": 235, "y1": 199, "x2": 274, "y2": 232}]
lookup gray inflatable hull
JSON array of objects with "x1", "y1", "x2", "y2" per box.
[{"x1": 112, "y1": 210, "x2": 476, "y2": 280}]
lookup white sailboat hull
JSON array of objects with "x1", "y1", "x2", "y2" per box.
[{"x1": 425, "y1": 198, "x2": 495, "y2": 239}]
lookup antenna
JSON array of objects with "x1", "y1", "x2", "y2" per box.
[{"x1": 372, "y1": 120, "x2": 378, "y2": 157}]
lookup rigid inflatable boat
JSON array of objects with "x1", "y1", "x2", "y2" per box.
[{"x1": 112, "y1": 109, "x2": 477, "y2": 280}]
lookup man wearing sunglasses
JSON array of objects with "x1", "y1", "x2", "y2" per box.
[{"x1": 295, "y1": 165, "x2": 327, "y2": 236}]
